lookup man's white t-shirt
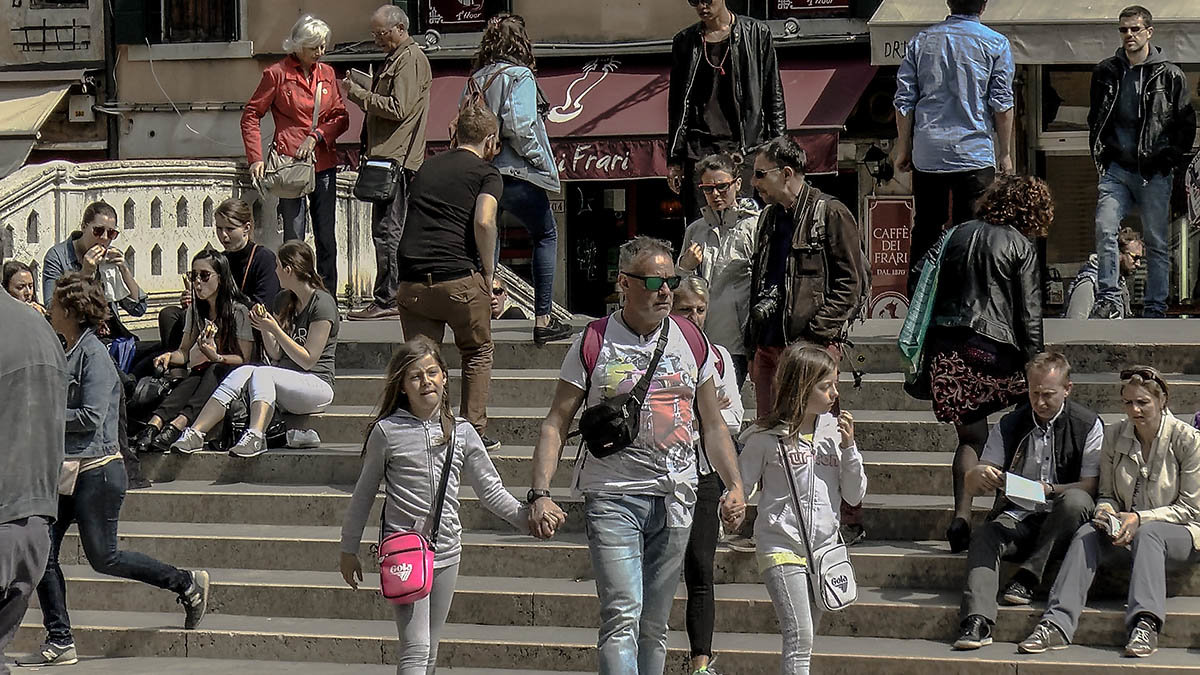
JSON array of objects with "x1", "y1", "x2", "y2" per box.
[{"x1": 560, "y1": 312, "x2": 718, "y2": 527}]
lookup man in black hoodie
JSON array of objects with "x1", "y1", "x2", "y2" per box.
[
  {"x1": 0, "y1": 292, "x2": 66, "y2": 672},
  {"x1": 1087, "y1": 5, "x2": 1196, "y2": 319}
]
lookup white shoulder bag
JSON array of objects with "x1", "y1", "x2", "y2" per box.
[{"x1": 778, "y1": 439, "x2": 858, "y2": 612}]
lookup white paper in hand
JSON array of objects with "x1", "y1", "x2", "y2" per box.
[{"x1": 1005, "y1": 472, "x2": 1047, "y2": 510}]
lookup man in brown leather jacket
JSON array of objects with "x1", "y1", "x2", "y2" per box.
[{"x1": 344, "y1": 5, "x2": 431, "y2": 320}]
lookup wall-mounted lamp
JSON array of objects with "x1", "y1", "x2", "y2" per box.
[{"x1": 863, "y1": 144, "x2": 894, "y2": 184}]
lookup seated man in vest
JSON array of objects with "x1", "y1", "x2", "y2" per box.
[{"x1": 954, "y1": 352, "x2": 1103, "y2": 649}]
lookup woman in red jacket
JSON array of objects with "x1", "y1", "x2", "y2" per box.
[{"x1": 241, "y1": 15, "x2": 349, "y2": 296}]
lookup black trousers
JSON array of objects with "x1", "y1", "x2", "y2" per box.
[
  {"x1": 370, "y1": 169, "x2": 411, "y2": 308},
  {"x1": 684, "y1": 471, "x2": 724, "y2": 658},
  {"x1": 152, "y1": 365, "x2": 229, "y2": 426},
  {"x1": 908, "y1": 166, "x2": 997, "y2": 297}
]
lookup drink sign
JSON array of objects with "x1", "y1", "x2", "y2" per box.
[
  {"x1": 425, "y1": 0, "x2": 488, "y2": 33},
  {"x1": 770, "y1": 0, "x2": 851, "y2": 18},
  {"x1": 866, "y1": 196, "x2": 914, "y2": 320}
]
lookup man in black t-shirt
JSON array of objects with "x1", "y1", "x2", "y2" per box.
[
  {"x1": 395, "y1": 104, "x2": 504, "y2": 451},
  {"x1": 667, "y1": 0, "x2": 786, "y2": 219}
]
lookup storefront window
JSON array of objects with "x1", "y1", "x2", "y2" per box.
[{"x1": 1041, "y1": 66, "x2": 1091, "y2": 133}]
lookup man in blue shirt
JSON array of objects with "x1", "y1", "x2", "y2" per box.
[{"x1": 894, "y1": 0, "x2": 1015, "y2": 296}]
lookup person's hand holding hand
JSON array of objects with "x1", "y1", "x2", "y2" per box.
[
  {"x1": 530, "y1": 497, "x2": 566, "y2": 539},
  {"x1": 339, "y1": 552, "x2": 363, "y2": 589},
  {"x1": 720, "y1": 484, "x2": 746, "y2": 532}
]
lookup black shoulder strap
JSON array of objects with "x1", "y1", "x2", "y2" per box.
[
  {"x1": 426, "y1": 421, "x2": 457, "y2": 552},
  {"x1": 628, "y1": 319, "x2": 671, "y2": 409}
]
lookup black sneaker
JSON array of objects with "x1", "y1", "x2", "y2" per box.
[
  {"x1": 132, "y1": 426, "x2": 158, "y2": 454},
  {"x1": 1018, "y1": 621, "x2": 1070, "y2": 654},
  {"x1": 1125, "y1": 615, "x2": 1158, "y2": 657},
  {"x1": 1001, "y1": 578, "x2": 1033, "y2": 605},
  {"x1": 534, "y1": 318, "x2": 573, "y2": 346},
  {"x1": 1089, "y1": 299, "x2": 1123, "y2": 320},
  {"x1": 946, "y1": 517, "x2": 971, "y2": 553},
  {"x1": 179, "y1": 570, "x2": 210, "y2": 629},
  {"x1": 149, "y1": 424, "x2": 183, "y2": 454},
  {"x1": 953, "y1": 615, "x2": 992, "y2": 650},
  {"x1": 481, "y1": 435, "x2": 501, "y2": 452}
]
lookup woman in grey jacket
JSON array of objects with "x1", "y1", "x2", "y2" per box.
[
  {"x1": 339, "y1": 336, "x2": 562, "y2": 674},
  {"x1": 18, "y1": 272, "x2": 208, "y2": 668}
]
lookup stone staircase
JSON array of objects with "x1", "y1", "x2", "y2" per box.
[{"x1": 12, "y1": 319, "x2": 1200, "y2": 673}]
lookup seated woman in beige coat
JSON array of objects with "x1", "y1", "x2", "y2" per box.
[{"x1": 1017, "y1": 366, "x2": 1200, "y2": 659}]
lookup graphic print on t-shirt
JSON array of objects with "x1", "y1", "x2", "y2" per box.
[{"x1": 596, "y1": 347, "x2": 696, "y2": 471}]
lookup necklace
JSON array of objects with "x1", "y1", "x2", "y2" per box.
[{"x1": 702, "y1": 11, "x2": 733, "y2": 76}]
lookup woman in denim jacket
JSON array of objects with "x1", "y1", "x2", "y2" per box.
[
  {"x1": 466, "y1": 14, "x2": 570, "y2": 346},
  {"x1": 17, "y1": 272, "x2": 210, "y2": 668}
]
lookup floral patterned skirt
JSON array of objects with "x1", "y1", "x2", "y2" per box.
[{"x1": 927, "y1": 328, "x2": 1027, "y2": 426}]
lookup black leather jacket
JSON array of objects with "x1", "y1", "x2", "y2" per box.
[
  {"x1": 1088, "y1": 47, "x2": 1197, "y2": 177},
  {"x1": 668, "y1": 14, "x2": 787, "y2": 163},
  {"x1": 922, "y1": 219, "x2": 1043, "y2": 360}
]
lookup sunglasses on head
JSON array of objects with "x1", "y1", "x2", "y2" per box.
[
  {"x1": 189, "y1": 270, "x2": 214, "y2": 283},
  {"x1": 1120, "y1": 367, "x2": 1169, "y2": 392},
  {"x1": 92, "y1": 226, "x2": 120, "y2": 240},
  {"x1": 622, "y1": 272, "x2": 682, "y2": 291},
  {"x1": 699, "y1": 180, "x2": 736, "y2": 194}
]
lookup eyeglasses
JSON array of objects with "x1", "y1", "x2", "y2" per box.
[
  {"x1": 189, "y1": 270, "x2": 214, "y2": 283},
  {"x1": 687, "y1": 0, "x2": 715, "y2": 6},
  {"x1": 492, "y1": 286, "x2": 506, "y2": 296},
  {"x1": 372, "y1": 25, "x2": 399, "y2": 37},
  {"x1": 1120, "y1": 367, "x2": 1169, "y2": 393},
  {"x1": 92, "y1": 226, "x2": 120, "y2": 241},
  {"x1": 699, "y1": 180, "x2": 736, "y2": 194},
  {"x1": 1127, "y1": 253, "x2": 1145, "y2": 264},
  {"x1": 753, "y1": 167, "x2": 784, "y2": 180},
  {"x1": 622, "y1": 272, "x2": 682, "y2": 291},
  {"x1": 1118, "y1": 26, "x2": 1146, "y2": 34}
]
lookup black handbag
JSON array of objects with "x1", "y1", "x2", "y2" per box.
[
  {"x1": 219, "y1": 390, "x2": 288, "y2": 450},
  {"x1": 576, "y1": 319, "x2": 670, "y2": 459},
  {"x1": 352, "y1": 157, "x2": 404, "y2": 203}
]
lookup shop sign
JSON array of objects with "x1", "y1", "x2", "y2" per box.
[
  {"x1": 553, "y1": 138, "x2": 668, "y2": 182},
  {"x1": 865, "y1": 196, "x2": 913, "y2": 320},
  {"x1": 1187, "y1": 153, "x2": 1200, "y2": 228},
  {"x1": 424, "y1": 0, "x2": 488, "y2": 33},
  {"x1": 770, "y1": 0, "x2": 851, "y2": 18}
]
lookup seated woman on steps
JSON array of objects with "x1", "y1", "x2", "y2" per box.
[
  {"x1": 171, "y1": 241, "x2": 338, "y2": 457},
  {"x1": 133, "y1": 250, "x2": 256, "y2": 454},
  {"x1": 1018, "y1": 366, "x2": 1200, "y2": 659},
  {"x1": 738, "y1": 345, "x2": 867, "y2": 675},
  {"x1": 17, "y1": 272, "x2": 209, "y2": 669},
  {"x1": 338, "y1": 336, "x2": 564, "y2": 675}
]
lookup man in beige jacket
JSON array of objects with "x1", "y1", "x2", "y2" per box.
[{"x1": 345, "y1": 4, "x2": 431, "y2": 320}]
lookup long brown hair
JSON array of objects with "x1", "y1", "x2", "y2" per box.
[
  {"x1": 368, "y1": 335, "x2": 455, "y2": 446},
  {"x1": 759, "y1": 344, "x2": 838, "y2": 440},
  {"x1": 275, "y1": 240, "x2": 325, "y2": 329},
  {"x1": 472, "y1": 13, "x2": 535, "y2": 71}
]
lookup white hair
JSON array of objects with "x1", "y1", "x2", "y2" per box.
[
  {"x1": 374, "y1": 4, "x2": 409, "y2": 30},
  {"x1": 282, "y1": 15, "x2": 331, "y2": 53}
]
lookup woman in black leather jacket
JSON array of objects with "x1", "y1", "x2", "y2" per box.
[{"x1": 915, "y1": 174, "x2": 1052, "y2": 552}]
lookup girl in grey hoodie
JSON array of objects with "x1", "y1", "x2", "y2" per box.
[
  {"x1": 738, "y1": 344, "x2": 867, "y2": 675},
  {"x1": 338, "y1": 336, "x2": 549, "y2": 675}
]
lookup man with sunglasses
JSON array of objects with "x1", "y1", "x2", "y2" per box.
[
  {"x1": 529, "y1": 236, "x2": 745, "y2": 675},
  {"x1": 1087, "y1": 5, "x2": 1196, "y2": 319},
  {"x1": 1064, "y1": 227, "x2": 1144, "y2": 320},
  {"x1": 668, "y1": 0, "x2": 785, "y2": 220}
]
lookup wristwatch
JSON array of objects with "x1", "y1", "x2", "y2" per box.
[{"x1": 526, "y1": 488, "x2": 552, "y2": 504}]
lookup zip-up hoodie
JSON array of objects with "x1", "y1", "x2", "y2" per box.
[
  {"x1": 340, "y1": 410, "x2": 529, "y2": 568},
  {"x1": 677, "y1": 198, "x2": 760, "y2": 356},
  {"x1": 739, "y1": 414, "x2": 867, "y2": 558}
]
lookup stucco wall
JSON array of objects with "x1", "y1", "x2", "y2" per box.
[{"x1": 3, "y1": 0, "x2": 103, "y2": 66}]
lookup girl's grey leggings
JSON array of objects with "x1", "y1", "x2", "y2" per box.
[
  {"x1": 763, "y1": 563, "x2": 823, "y2": 675},
  {"x1": 392, "y1": 563, "x2": 459, "y2": 675}
]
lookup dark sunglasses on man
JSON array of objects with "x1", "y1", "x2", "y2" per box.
[
  {"x1": 622, "y1": 272, "x2": 682, "y2": 291},
  {"x1": 92, "y1": 225, "x2": 120, "y2": 241}
]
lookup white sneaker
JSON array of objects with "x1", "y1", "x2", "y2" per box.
[
  {"x1": 171, "y1": 428, "x2": 205, "y2": 455},
  {"x1": 229, "y1": 430, "x2": 267, "y2": 458},
  {"x1": 723, "y1": 533, "x2": 757, "y2": 553}
]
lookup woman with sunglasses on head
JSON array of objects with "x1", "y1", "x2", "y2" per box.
[
  {"x1": 133, "y1": 250, "x2": 257, "y2": 454},
  {"x1": 172, "y1": 241, "x2": 338, "y2": 458},
  {"x1": 17, "y1": 272, "x2": 208, "y2": 668},
  {"x1": 1019, "y1": 366, "x2": 1200, "y2": 659},
  {"x1": 466, "y1": 13, "x2": 571, "y2": 346},
  {"x1": 3, "y1": 259, "x2": 46, "y2": 316},
  {"x1": 677, "y1": 152, "x2": 760, "y2": 387}
]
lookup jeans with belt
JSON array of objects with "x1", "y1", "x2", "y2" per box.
[
  {"x1": 584, "y1": 493, "x2": 692, "y2": 675},
  {"x1": 396, "y1": 271, "x2": 493, "y2": 434},
  {"x1": 35, "y1": 460, "x2": 192, "y2": 645}
]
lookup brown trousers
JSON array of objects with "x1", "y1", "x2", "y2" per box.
[{"x1": 396, "y1": 272, "x2": 493, "y2": 433}]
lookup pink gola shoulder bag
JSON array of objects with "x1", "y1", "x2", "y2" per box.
[{"x1": 370, "y1": 423, "x2": 456, "y2": 605}]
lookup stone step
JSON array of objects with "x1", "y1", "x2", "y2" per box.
[
  {"x1": 0, "y1": 656, "x2": 402, "y2": 674},
  {"x1": 137, "y1": 448, "x2": 952, "y2": 494},
  {"x1": 15, "y1": 609, "x2": 1200, "y2": 673},
  {"x1": 116, "y1": 481, "x2": 992, "y2": 539},
  {"x1": 332, "y1": 318, "x2": 1200, "y2": 375},
  {"x1": 333, "y1": 369, "x2": 1200, "y2": 413},
  {"x1": 42, "y1": 562, "x2": 1198, "y2": 641}
]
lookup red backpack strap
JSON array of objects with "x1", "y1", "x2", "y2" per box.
[
  {"x1": 669, "y1": 315, "x2": 712, "y2": 374},
  {"x1": 579, "y1": 316, "x2": 610, "y2": 378}
]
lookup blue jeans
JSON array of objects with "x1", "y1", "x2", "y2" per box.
[
  {"x1": 35, "y1": 460, "x2": 191, "y2": 645},
  {"x1": 584, "y1": 493, "x2": 692, "y2": 675},
  {"x1": 1095, "y1": 164, "x2": 1172, "y2": 314},
  {"x1": 279, "y1": 167, "x2": 338, "y2": 293},
  {"x1": 497, "y1": 176, "x2": 558, "y2": 318}
]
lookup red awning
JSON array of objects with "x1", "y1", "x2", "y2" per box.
[{"x1": 340, "y1": 58, "x2": 877, "y2": 180}]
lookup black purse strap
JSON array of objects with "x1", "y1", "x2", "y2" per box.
[
  {"x1": 368, "y1": 418, "x2": 457, "y2": 552},
  {"x1": 626, "y1": 318, "x2": 671, "y2": 414}
]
